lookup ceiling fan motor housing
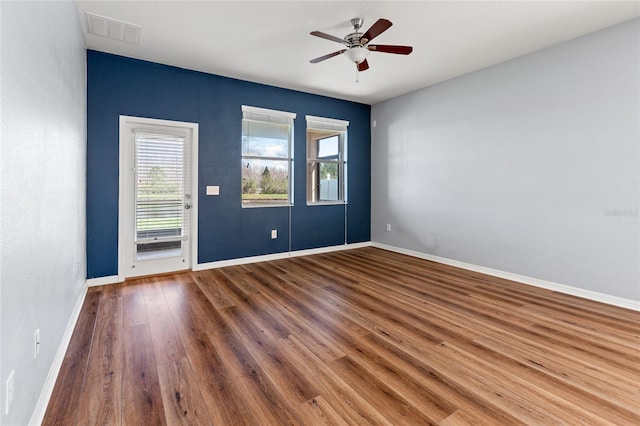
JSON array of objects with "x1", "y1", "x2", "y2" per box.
[
  {"x1": 346, "y1": 18, "x2": 367, "y2": 47},
  {"x1": 345, "y1": 32, "x2": 366, "y2": 47}
]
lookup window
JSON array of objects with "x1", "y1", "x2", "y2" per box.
[
  {"x1": 306, "y1": 115, "x2": 348, "y2": 204},
  {"x1": 241, "y1": 106, "x2": 296, "y2": 206}
]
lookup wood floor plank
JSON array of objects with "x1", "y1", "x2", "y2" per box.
[
  {"x1": 44, "y1": 248, "x2": 640, "y2": 425},
  {"x1": 156, "y1": 273, "x2": 187, "y2": 300},
  {"x1": 166, "y1": 280, "x2": 291, "y2": 425},
  {"x1": 178, "y1": 331, "x2": 250, "y2": 425},
  {"x1": 269, "y1": 265, "x2": 370, "y2": 337},
  {"x1": 166, "y1": 286, "x2": 263, "y2": 425},
  {"x1": 231, "y1": 372, "x2": 302, "y2": 425},
  {"x1": 42, "y1": 289, "x2": 101, "y2": 426},
  {"x1": 311, "y1": 258, "x2": 640, "y2": 402},
  {"x1": 144, "y1": 286, "x2": 187, "y2": 365},
  {"x1": 277, "y1": 335, "x2": 394, "y2": 425},
  {"x1": 438, "y1": 409, "x2": 487, "y2": 426},
  {"x1": 243, "y1": 266, "x2": 460, "y2": 423},
  {"x1": 340, "y1": 262, "x2": 637, "y2": 412},
  {"x1": 273, "y1": 267, "x2": 525, "y2": 424},
  {"x1": 176, "y1": 290, "x2": 305, "y2": 425},
  {"x1": 122, "y1": 282, "x2": 147, "y2": 328},
  {"x1": 328, "y1": 355, "x2": 441, "y2": 425},
  {"x1": 324, "y1": 254, "x2": 640, "y2": 381},
  {"x1": 215, "y1": 265, "x2": 261, "y2": 296},
  {"x1": 75, "y1": 370, "x2": 122, "y2": 425},
  {"x1": 331, "y1": 333, "x2": 459, "y2": 423},
  {"x1": 249, "y1": 291, "x2": 347, "y2": 362},
  {"x1": 359, "y1": 333, "x2": 526, "y2": 426},
  {"x1": 288, "y1": 253, "x2": 636, "y2": 422},
  {"x1": 474, "y1": 335, "x2": 640, "y2": 412},
  {"x1": 121, "y1": 323, "x2": 166, "y2": 425},
  {"x1": 297, "y1": 395, "x2": 350, "y2": 426},
  {"x1": 157, "y1": 358, "x2": 212, "y2": 426},
  {"x1": 361, "y1": 247, "x2": 640, "y2": 324},
  {"x1": 191, "y1": 300, "x2": 305, "y2": 423},
  {"x1": 518, "y1": 303, "x2": 640, "y2": 345},
  {"x1": 192, "y1": 270, "x2": 236, "y2": 309},
  {"x1": 86, "y1": 286, "x2": 123, "y2": 377},
  {"x1": 208, "y1": 268, "x2": 292, "y2": 340},
  {"x1": 438, "y1": 341, "x2": 634, "y2": 425},
  {"x1": 218, "y1": 306, "x2": 320, "y2": 405}
]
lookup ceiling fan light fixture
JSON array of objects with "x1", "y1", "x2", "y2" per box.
[{"x1": 345, "y1": 46, "x2": 370, "y2": 64}]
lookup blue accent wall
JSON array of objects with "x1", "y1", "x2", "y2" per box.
[{"x1": 87, "y1": 50, "x2": 371, "y2": 278}]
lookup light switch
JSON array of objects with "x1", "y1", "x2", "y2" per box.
[{"x1": 206, "y1": 185, "x2": 220, "y2": 196}]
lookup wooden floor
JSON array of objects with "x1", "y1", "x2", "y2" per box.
[{"x1": 43, "y1": 247, "x2": 640, "y2": 425}]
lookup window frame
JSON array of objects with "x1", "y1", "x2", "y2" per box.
[
  {"x1": 306, "y1": 115, "x2": 349, "y2": 205},
  {"x1": 241, "y1": 105, "x2": 296, "y2": 208}
]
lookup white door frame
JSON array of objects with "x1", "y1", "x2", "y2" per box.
[{"x1": 118, "y1": 115, "x2": 199, "y2": 281}]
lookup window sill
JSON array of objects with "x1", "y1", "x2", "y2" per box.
[
  {"x1": 242, "y1": 203, "x2": 293, "y2": 209},
  {"x1": 306, "y1": 201, "x2": 347, "y2": 207}
]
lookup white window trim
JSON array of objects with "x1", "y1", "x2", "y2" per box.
[
  {"x1": 306, "y1": 115, "x2": 349, "y2": 132},
  {"x1": 242, "y1": 105, "x2": 296, "y2": 123},
  {"x1": 306, "y1": 115, "x2": 349, "y2": 205}
]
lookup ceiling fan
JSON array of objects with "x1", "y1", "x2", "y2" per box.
[{"x1": 310, "y1": 18, "x2": 413, "y2": 72}]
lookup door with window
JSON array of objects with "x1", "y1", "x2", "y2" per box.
[{"x1": 120, "y1": 116, "x2": 198, "y2": 278}]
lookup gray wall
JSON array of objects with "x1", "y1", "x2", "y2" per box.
[
  {"x1": 371, "y1": 18, "x2": 639, "y2": 301},
  {"x1": 0, "y1": 1, "x2": 86, "y2": 424}
]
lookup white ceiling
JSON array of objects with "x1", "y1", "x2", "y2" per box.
[{"x1": 74, "y1": 1, "x2": 640, "y2": 105}]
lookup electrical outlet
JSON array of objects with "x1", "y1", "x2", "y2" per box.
[
  {"x1": 386, "y1": 224, "x2": 391, "y2": 232},
  {"x1": 34, "y1": 329, "x2": 40, "y2": 358},
  {"x1": 271, "y1": 229, "x2": 277, "y2": 239},
  {"x1": 5, "y1": 370, "x2": 14, "y2": 415}
]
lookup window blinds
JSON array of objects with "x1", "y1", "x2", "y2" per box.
[{"x1": 134, "y1": 132, "x2": 188, "y2": 243}]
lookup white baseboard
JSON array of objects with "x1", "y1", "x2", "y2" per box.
[
  {"x1": 372, "y1": 242, "x2": 640, "y2": 312},
  {"x1": 194, "y1": 242, "x2": 372, "y2": 271},
  {"x1": 29, "y1": 286, "x2": 88, "y2": 425},
  {"x1": 86, "y1": 243, "x2": 372, "y2": 283},
  {"x1": 86, "y1": 275, "x2": 121, "y2": 287},
  {"x1": 83, "y1": 241, "x2": 638, "y2": 311}
]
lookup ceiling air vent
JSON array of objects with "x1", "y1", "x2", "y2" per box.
[{"x1": 86, "y1": 12, "x2": 142, "y2": 44}]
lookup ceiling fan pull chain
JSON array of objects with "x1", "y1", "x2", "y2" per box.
[{"x1": 355, "y1": 67, "x2": 359, "y2": 83}]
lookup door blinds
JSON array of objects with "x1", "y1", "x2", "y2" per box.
[{"x1": 134, "y1": 132, "x2": 188, "y2": 243}]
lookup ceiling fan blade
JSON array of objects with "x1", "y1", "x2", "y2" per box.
[
  {"x1": 368, "y1": 45, "x2": 413, "y2": 55},
  {"x1": 310, "y1": 31, "x2": 345, "y2": 44},
  {"x1": 361, "y1": 19, "x2": 392, "y2": 43},
  {"x1": 310, "y1": 49, "x2": 347, "y2": 64},
  {"x1": 357, "y1": 59, "x2": 369, "y2": 72}
]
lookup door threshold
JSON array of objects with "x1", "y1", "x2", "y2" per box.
[{"x1": 124, "y1": 269, "x2": 191, "y2": 282}]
